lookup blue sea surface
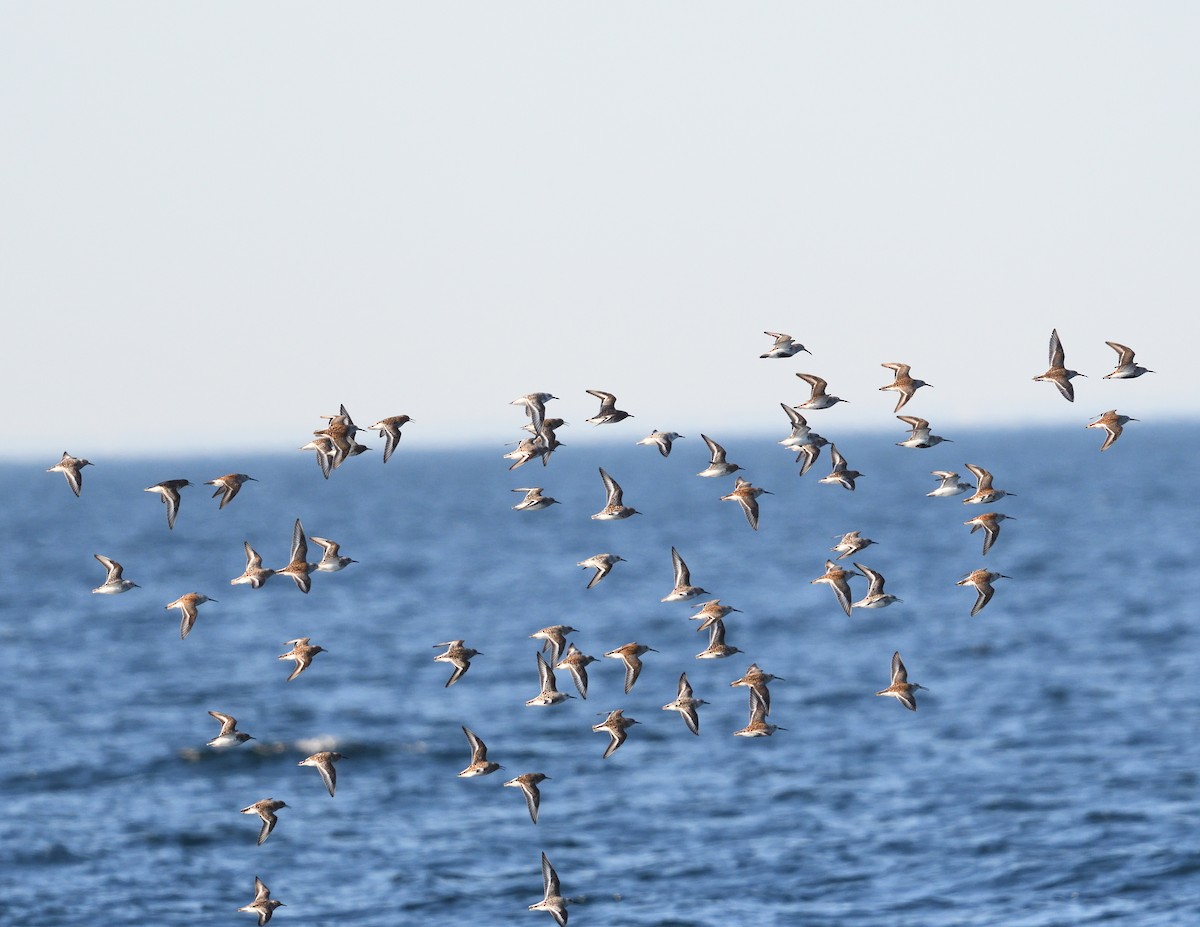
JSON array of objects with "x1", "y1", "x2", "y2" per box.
[{"x1": 2, "y1": 424, "x2": 1198, "y2": 926}]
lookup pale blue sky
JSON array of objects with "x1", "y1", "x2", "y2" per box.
[{"x1": 3, "y1": 3, "x2": 1194, "y2": 459}]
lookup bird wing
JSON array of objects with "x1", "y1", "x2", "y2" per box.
[
  {"x1": 670, "y1": 547, "x2": 690, "y2": 586},
  {"x1": 1106, "y1": 341, "x2": 1136, "y2": 366},
  {"x1": 289, "y1": 519, "x2": 307, "y2": 563},
  {"x1": 1049, "y1": 329, "x2": 1065, "y2": 367}
]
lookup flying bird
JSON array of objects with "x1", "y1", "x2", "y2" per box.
[
  {"x1": 458, "y1": 726, "x2": 502, "y2": 777},
  {"x1": 237, "y1": 876, "x2": 285, "y2": 925},
  {"x1": 92, "y1": 554, "x2": 139, "y2": 595},
  {"x1": 696, "y1": 434, "x2": 742, "y2": 478},
  {"x1": 239, "y1": 799, "x2": 287, "y2": 847},
  {"x1": 165, "y1": 593, "x2": 217, "y2": 639},
  {"x1": 720, "y1": 476, "x2": 771, "y2": 530},
  {"x1": 875, "y1": 651, "x2": 927, "y2": 711},
  {"x1": 1033, "y1": 328, "x2": 1085, "y2": 402},
  {"x1": 662, "y1": 672, "x2": 708, "y2": 735},
  {"x1": 370, "y1": 414, "x2": 413, "y2": 463},
  {"x1": 1086, "y1": 409, "x2": 1137, "y2": 451},
  {"x1": 795, "y1": 372, "x2": 847, "y2": 410},
  {"x1": 528, "y1": 852, "x2": 569, "y2": 925},
  {"x1": 1103, "y1": 341, "x2": 1153, "y2": 379},
  {"x1": 760, "y1": 330, "x2": 810, "y2": 359},
  {"x1": 205, "y1": 473, "x2": 256, "y2": 509},
  {"x1": 47, "y1": 451, "x2": 92, "y2": 497},
  {"x1": 591, "y1": 468, "x2": 639, "y2": 520},
  {"x1": 879, "y1": 362, "x2": 932, "y2": 413},
  {"x1": 433, "y1": 639, "x2": 481, "y2": 687},
  {"x1": 585, "y1": 389, "x2": 633, "y2": 425},
  {"x1": 144, "y1": 479, "x2": 191, "y2": 530},
  {"x1": 504, "y1": 772, "x2": 549, "y2": 824},
  {"x1": 956, "y1": 569, "x2": 1010, "y2": 616},
  {"x1": 577, "y1": 552, "x2": 624, "y2": 589},
  {"x1": 298, "y1": 751, "x2": 344, "y2": 795}
]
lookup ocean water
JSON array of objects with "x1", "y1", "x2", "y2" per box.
[{"x1": 2, "y1": 424, "x2": 1198, "y2": 926}]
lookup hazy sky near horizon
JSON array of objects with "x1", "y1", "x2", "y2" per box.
[{"x1": 3, "y1": 3, "x2": 1195, "y2": 460}]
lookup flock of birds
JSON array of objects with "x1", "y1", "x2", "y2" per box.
[{"x1": 45, "y1": 329, "x2": 1153, "y2": 924}]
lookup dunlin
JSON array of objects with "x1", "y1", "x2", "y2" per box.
[
  {"x1": 205, "y1": 473, "x2": 255, "y2": 509},
  {"x1": 144, "y1": 479, "x2": 191, "y2": 530},
  {"x1": 811, "y1": 560, "x2": 859, "y2": 616},
  {"x1": 662, "y1": 672, "x2": 708, "y2": 735},
  {"x1": 275, "y1": 519, "x2": 314, "y2": 593},
  {"x1": 555, "y1": 644, "x2": 597, "y2": 699},
  {"x1": 695, "y1": 618, "x2": 741, "y2": 659},
  {"x1": 879, "y1": 362, "x2": 932, "y2": 413},
  {"x1": 312, "y1": 404, "x2": 363, "y2": 471},
  {"x1": 778, "y1": 404, "x2": 812, "y2": 448},
  {"x1": 577, "y1": 552, "x2": 624, "y2": 589},
  {"x1": 532, "y1": 420, "x2": 566, "y2": 460},
  {"x1": 237, "y1": 876, "x2": 284, "y2": 925},
  {"x1": 795, "y1": 372, "x2": 847, "y2": 410},
  {"x1": 513, "y1": 487, "x2": 559, "y2": 511},
  {"x1": 298, "y1": 751, "x2": 343, "y2": 795},
  {"x1": 819, "y1": 443, "x2": 862, "y2": 491},
  {"x1": 231, "y1": 541, "x2": 275, "y2": 588},
  {"x1": 585, "y1": 389, "x2": 633, "y2": 425},
  {"x1": 850, "y1": 563, "x2": 901, "y2": 609},
  {"x1": 760, "y1": 330, "x2": 809, "y2": 359},
  {"x1": 526, "y1": 652, "x2": 574, "y2": 707},
  {"x1": 1086, "y1": 409, "x2": 1137, "y2": 451},
  {"x1": 1033, "y1": 328, "x2": 1086, "y2": 402},
  {"x1": 92, "y1": 554, "x2": 139, "y2": 595},
  {"x1": 720, "y1": 476, "x2": 771, "y2": 530},
  {"x1": 957, "y1": 569, "x2": 1010, "y2": 616},
  {"x1": 505, "y1": 772, "x2": 549, "y2": 824},
  {"x1": 530, "y1": 625, "x2": 577, "y2": 665},
  {"x1": 697, "y1": 434, "x2": 741, "y2": 478},
  {"x1": 895, "y1": 415, "x2": 950, "y2": 448},
  {"x1": 831, "y1": 530, "x2": 875, "y2": 561},
  {"x1": 345, "y1": 439, "x2": 371, "y2": 462},
  {"x1": 239, "y1": 799, "x2": 287, "y2": 846},
  {"x1": 690, "y1": 599, "x2": 741, "y2": 632},
  {"x1": 310, "y1": 424, "x2": 350, "y2": 474},
  {"x1": 512, "y1": 393, "x2": 558, "y2": 438},
  {"x1": 604, "y1": 642, "x2": 657, "y2": 694},
  {"x1": 1103, "y1": 341, "x2": 1153, "y2": 379},
  {"x1": 592, "y1": 709, "x2": 639, "y2": 759},
  {"x1": 309, "y1": 536, "x2": 356, "y2": 572},
  {"x1": 528, "y1": 852, "x2": 569, "y2": 925},
  {"x1": 370, "y1": 414, "x2": 413, "y2": 463},
  {"x1": 730, "y1": 664, "x2": 784, "y2": 716},
  {"x1": 458, "y1": 726, "x2": 502, "y2": 776},
  {"x1": 636, "y1": 429, "x2": 684, "y2": 457},
  {"x1": 321, "y1": 403, "x2": 365, "y2": 436},
  {"x1": 795, "y1": 436, "x2": 827, "y2": 477},
  {"x1": 504, "y1": 438, "x2": 550, "y2": 471},
  {"x1": 165, "y1": 593, "x2": 216, "y2": 639},
  {"x1": 733, "y1": 695, "x2": 784, "y2": 736},
  {"x1": 962, "y1": 463, "x2": 1014, "y2": 505},
  {"x1": 47, "y1": 451, "x2": 92, "y2": 497},
  {"x1": 927, "y1": 470, "x2": 971, "y2": 498},
  {"x1": 875, "y1": 651, "x2": 927, "y2": 711},
  {"x1": 591, "y1": 468, "x2": 639, "y2": 520},
  {"x1": 299, "y1": 435, "x2": 335, "y2": 479},
  {"x1": 278, "y1": 637, "x2": 327, "y2": 682},
  {"x1": 661, "y1": 546, "x2": 709, "y2": 602},
  {"x1": 964, "y1": 511, "x2": 1013, "y2": 555},
  {"x1": 434, "y1": 639, "x2": 481, "y2": 687},
  {"x1": 523, "y1": 416, "x2": 567, "y2": 438},
  {"x1": 207, "y1": 711, "x2": 254, "y2": 748}
]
